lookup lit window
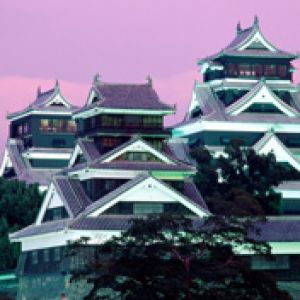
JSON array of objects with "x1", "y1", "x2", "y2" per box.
[
  {"x1": 40, "y1": 119, "x2": 50, "y2": 132},
  {"x1": 67, "y1": 120, "x2": 77, "y2": 133},
  {"x1": 52, "y1": 119, "x2": 64, "y2": 133}
]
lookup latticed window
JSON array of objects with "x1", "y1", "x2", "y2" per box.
[
  {"x1": 40, "y1": 119, "x2": 50, "y2": 132},
  {"x1": 52, "y1": 119, "x2": 65, "y2": 132},
  {"x1": 54, "y1": 248, "x2": 61, "y2": 262},
  {"x1": 253, "y1": 64, "x2": 263, "y2": 77},
  {"x1": 239, "y1": 64, "x2": 252, "y2": 76},
  {"x1": 227, "y1": 64, "x2": 238, "y2": 76},
  {"x1": 265, "y1": 65, "x2": 277, "y2": 76},
  {"x1": 143, "y1": 116, "x2": 162, "y2": 128},
  {"x1": 43, "y1": 249, "x2": 50, "y2": 262},
  {"x1": 278, "y1": 65, "x2": 287, "y2": 78},
  {"x1": 133, "y1": 203, "x2": 164, "y2": 214},
  {"x1": 67, "y1": 120, "x2": 77, "y2": 133},
  {"x1": 31, "y1": 251, "x2": 38, "y2": 265}
]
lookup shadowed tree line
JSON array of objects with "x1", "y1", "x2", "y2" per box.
[{"x1": 69, "y1": 141, "x2": 297, "y2": 299}]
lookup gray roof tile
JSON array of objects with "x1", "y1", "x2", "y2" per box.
[
  {"x1": 54, "y1": 176, "x2": 92, "y2": 217},
  {"x1": 75, "y1": 82, "x2": 174, "y2": 114}
]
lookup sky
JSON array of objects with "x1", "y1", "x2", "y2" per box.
[{"x1": 1, "y1": 0, "x2": 300, "y2": 149}]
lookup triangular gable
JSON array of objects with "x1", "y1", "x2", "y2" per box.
[
  {"x1": 226, "y1": 81, "x2": 299, "y2": 117},
  {"x1": 86, "y1": 175, "x2": 209, "y2": 217},
  {"x1": 35, "y1": 183, "x2": 70, "y2": 225},
  {"x1": 68, "y1": 143, "x2": 87, "y2": 167},
  {"x1": 238, "y1": 30, "x2": 277, "y2": 52},
  {"x1": 253, "y1": 132, "x2": 300, "y2": 171},
  {"x1": 86, "y1": 86, "x2": 102, "y2": 105},
  {"x1": 44, "y1": 89, "x2": 72, "y2": 108},
  {"x1": 100, "y1": 138, "x2": 174, "y2": 164},
  {"x1": 0, "y1": 148, "x2": 12, "y2": 177}
]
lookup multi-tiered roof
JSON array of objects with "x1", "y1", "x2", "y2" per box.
[
  {"x1": 173, "y1": 17, "x2": 300, "y2": 215},
  {"x1": 10, "y1": 78, "x2": 208, "y2": 297},
  {"x1": 0, "y1": 81, "x2": 77, "y2": 189}
]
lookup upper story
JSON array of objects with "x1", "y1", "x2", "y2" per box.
[
  {"x1": 200, "y1": 16, "x2": 298, "y2": 83},
  {"x1": 7, "y1": 81, "x2": 77, "y2": 150},
  {"x1": 73, "y1": 76, "x2": 175, "y2": 153}
]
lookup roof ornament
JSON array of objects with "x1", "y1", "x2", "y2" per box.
[
  {"x1": 93, "y1": 73, "x2": 101, "y2": 87},
  {"x1": 253, "y1": 15, "x2": 259, "y2": 29},
  {"x1": 146, "y1": 75, "x2": 153, "y2": 87},
  {"x1": 37, "y1": 86, "x2": 41, "y2": 96},
  {"x1": 54, "y1": 79, "x2": 60, "y2": 91},
  {"x1": 236, "y1": 21, "x2": 242, "y2": 34}
]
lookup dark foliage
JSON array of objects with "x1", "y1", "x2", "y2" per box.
[
  {"x1": 190, "y1": 140, "x2": 300, "y2": 216},
  {"x1": 0, "y1": 179, "x2": 43, "y2": 271},
  {"x1": 70, "y1": 214, "x2": 291, "y2": 300}
]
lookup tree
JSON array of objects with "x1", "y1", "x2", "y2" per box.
[
  {"x1": 0, "y1": 178, "x2": 43, "y2": 270},
  {"x1": 190, "y1": 140, "x2": 300, "y2": 216},
  {"x1": 70, "y1": 214, "x2": 291, "y2": 300}
]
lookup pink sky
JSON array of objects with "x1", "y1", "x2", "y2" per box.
[{"x1": 1, "y1": 0, "x2": 300, "y2": 149}]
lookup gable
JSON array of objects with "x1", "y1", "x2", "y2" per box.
[
  {"x1": 35, "y1": 183, "x2": 70, "y2": 225},
  {"x1": 254, "y1": 134, "x2": 300, "y2": 171},
  {"x1": 87, "y1": 176, "x2": 208, "y2": 217},
  {"x1": 227, "y1": 84, "x2": 298, "y2": 117},
  {"x1": 0, "y1": 148, "x2": 12, "y2": 177},
  {"x1": 102, "y1": 140, "x2": 174, "y2": 164},
  {"x1": 86, "y1": 88, "x2": 100, "y2": 105},
  {"x1": 238, "y1": 31, "x2": 276, "y2": 52},
  {"x1": 45, "y1": 91, "x2": 71, "y2": 108},
  {"x1": 245, "y1": 40, "x2": 269, "y2": 50},
  {"x1": 68, "y1": 144, "x2": 86, "y2": 167}
]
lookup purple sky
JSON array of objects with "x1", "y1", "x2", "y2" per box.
[{"x1": 1, "y1": 0, "x2": 300, "y2": 149}]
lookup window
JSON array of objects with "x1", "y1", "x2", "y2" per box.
[
  {"x1": 43, "y1": 249, "x2": 50, "y2": 262},
  {"x1": 239, "y1": 64, "x2": 252, "y2": 76},
  {"x1": 227, "y1": 64, "x2": 238, "y2": 76},
  {"x1": 67, "y1": 120, "x2": 77, "y2": 133},
  {"x1": 52, "y1": 119, "x2": 64, "y2": 133},
  {"x1": 101, "y1": 115, "x2": 122, "y2": 127},
  {"x1": 278, "y1": 65, "x2": 287, "y2": 78},
  {"x1": 265, "y1": 65, "x2": 276, "y2": 77},
  {"x1": 245, "y1": 103, "x2": 282, "y2": 114},
  {"x1": 54, "y1": 248, "x2": 61, "y2": 262},
  {"x1": 31, "y1": 251, "x2": 38, "y2": 265},
  {"x1": 23, "y1": 123, "x2": 29, "y2": 134},
  {"x1": 17, "y1": 125, "x2": 23, "y2": 136},
  {"x1": 102, "y1": 137, "x2": 120, "y2": 148},
  {"x1": 52, "y1": 207, "x2": 63, "y2": 220},
  {"x1": 133, "y1": 203, "x2": 164, "y2": 214},
  {"x1": 253, "y1": 64, "x2": 263, "y2": 77},
  {"x1": 143, "y1": 116, "x2": 162, "y2": 128},
  {"x1": 40, "y1": 119, "x2": 51, "y2": 132},
  {"x1": 252, "y1": 255, "x2": 289, "y2": 270}
]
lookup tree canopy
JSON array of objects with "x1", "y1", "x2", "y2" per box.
[
  {"x1": 0, "y1": 179, "x2": 43, "y2": 271},
  {"x1": 190, "y1": 140, "x2": 300, "y2": 216},
  {"x1": 70, "y1": 214, "x2": 291, "y2": 300}
]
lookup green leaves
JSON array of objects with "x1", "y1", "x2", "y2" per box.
[
  {"x1": 71, "y1": 215, "x2": 290, "y2": 300},
  {"x1": 0, "y1": 179, "x2": 43, "y2": 271},
  {"x1": 190, "y1": 141, "x2": 300, "y2": 216}
]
